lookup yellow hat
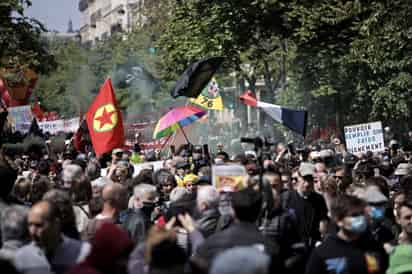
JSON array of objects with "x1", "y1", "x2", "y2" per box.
[{"x1": 183, "y1": 174, "x2": 198, "y2": 185}]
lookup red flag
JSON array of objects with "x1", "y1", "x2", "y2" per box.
[
  {"x1": 86, "y1": 78, "x2": 124, "y2": 156},
  {"x1": 239, "y1": 90, "x2": 257, "y2": 107}
]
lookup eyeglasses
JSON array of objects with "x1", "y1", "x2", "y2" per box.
[{"x1": 291, "y1": 177, "x2": 298, "y2": 182}]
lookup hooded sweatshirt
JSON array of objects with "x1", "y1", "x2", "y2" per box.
[{"x1": 67, "y1": 223, "x2": 133, "y2": 274}]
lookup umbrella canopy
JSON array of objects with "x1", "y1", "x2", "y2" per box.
[
  {"x1": 171, "y1": 56, "x2": 224, "y2": 98},
  {"x1": 153, "y1": 105, "x2": 207, "y2": 139}
]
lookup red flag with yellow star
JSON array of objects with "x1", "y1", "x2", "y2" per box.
[{"x1": 86, "y1": 78, "x2": 125, "y2": 156}]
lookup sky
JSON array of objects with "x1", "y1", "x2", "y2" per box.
[{"x1": 25, "y1": 0, "x2": 81, "y2": 32}]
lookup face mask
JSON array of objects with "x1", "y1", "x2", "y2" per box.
[
  {"x1": 369, "y1": 206, "x2": 385, "y2": 221},
  {"x1": 345, "y1": 215, "x2": 367, "y2": 234},
  {"x1": 141, "y1": 202, "x2": 155, "y2": 217}
]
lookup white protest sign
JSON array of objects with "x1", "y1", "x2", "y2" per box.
[
  {"x1": 64, "y1": 117, "x2": 80, "y2": 132},
  {"x1": 344, "y1": 121, "x2": 384, "y2": 154},
  {"x1": 9, "y1": 105, "x2": 33, "y2": 133},
  {"x1": 39, "y1": 120, "x2": 64, "y2": 134}
]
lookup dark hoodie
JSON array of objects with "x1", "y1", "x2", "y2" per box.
[{"x1": 67, "y1": 223, "x2": 133, "y2": 274}]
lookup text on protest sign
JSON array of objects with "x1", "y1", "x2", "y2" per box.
[{"x1": 344, "y1": 121, "x2": 384, "y2": 154}]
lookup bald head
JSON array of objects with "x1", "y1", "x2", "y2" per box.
[
  {"x1": 28, "y1": 201, "x2": 61, "y2": 250},
  {"x1": 102, "y1": 183, "x2": 128, "y2": 210},
  {"x1": 30, "y1": 200, "x2": 56, "y2": 222}
]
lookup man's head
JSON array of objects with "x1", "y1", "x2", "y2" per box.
[
  {"x1": 231, "y1": 187, "x2": 262, "y2": 223},
  {"x1": 28, "y1": 200, "x2": 61, "y2": 253},
  {"x1": 132, "y1": 184, "x2": 158, "y2": 209},
  {"x1": 102, "y1": 183, "x2": 129, "y2": 212},
  {"x1": 197, "y1": 186, "x2": 219, "y2": 213},
  {"x1": 263, "y1": 171, "x2": 282, "y2": 194},
  {"x1": 398, "y1": 199, "x2": 412, "y2": 239},
  {"x1": 62, "y1": 164, "x2": 84, "y2": 190},
  {"x1": 112, "y1": 148, "x2": 124, "y2": 163},
  {"x1": 331, "y1": 195, "x2": 368, "y2": 240},
  {"x1": 297, "y1": 163, "x2": 315, "y2": 196},
  {"x1": 210, "y1": 246, "x2": 270, "y2": 274},
  {"x1": 1, "y1": 205, "x2": 28, "y2": 243}
]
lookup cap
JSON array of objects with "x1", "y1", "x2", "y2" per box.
[
  {"x1": 183, "y1": 174, "x2": 198, "y2": 185},
  {"x1": 299, "y1": 162, "x2": 315, "y2": 177},
  {"x1": 394, "y1": 163, "x2": 412, "y2": 176},
  {"x1": 112, "y1": 148, "x2": 124, "y2": 155},
  {"x1": 355, "y1": 185, "x2": 388, "y2": 204}
]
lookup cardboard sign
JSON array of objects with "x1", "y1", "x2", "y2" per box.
[
  {"x1": 9, "y1": 105, "x2": 33, "y2": 133},
  {"x1": 344, "y1": 121, "x2": 384, "y2": 154},
  {"x1": 212, "y1": 164, "x2": 248, "y2": 192}
]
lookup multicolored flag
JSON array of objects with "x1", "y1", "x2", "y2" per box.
[
  {"x1": 86, "y1": 78, "x2": 125, "y2": 156},
  {"x1": 189, "y1": 78, "x2": 224, "y2": 110},
  {"x1": 240, "y1": 90, "x2": 307, "y2": 137}
]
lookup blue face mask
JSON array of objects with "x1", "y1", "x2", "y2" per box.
[
  {"x1": 346, "y1": 216, "x2": 368, "y2": 234},
  {"x1": 370, "y1": 206, "x2": 385, "y2": 221}
]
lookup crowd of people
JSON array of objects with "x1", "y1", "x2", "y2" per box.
[{"x1": 0, "y1": 132, "x2": 412, "y2": 274}]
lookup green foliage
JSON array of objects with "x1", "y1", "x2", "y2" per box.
[{"x1": 0, "y1": 0, "x2": 56, "y2": 74}]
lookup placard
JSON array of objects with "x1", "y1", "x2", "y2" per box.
[
  {"x1": 212, "y1": 164, "x2": 248, "y2": 192},
  {"x1": 344, "y1": 121, "x2": 384, "y2": 154},
  {"x1": 9, "y1": 105, "x2": 33, "y2": 133}
]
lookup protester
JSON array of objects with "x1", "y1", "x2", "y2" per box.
[
  {"x1": 194, "y1": 187, "x2": 281, "y2": 272},
  {"x1": 196, "y1": 185, "x2": 221, "y2": 238},
  {"x1": 67, "y1": 223, "x2": 133, "y2": 274},
  {"x1": 15, "y1": 200, "x2": 90, "y2": 274},
  {"x1": 305, "y1": 195, "x2": 386, "y2": 274},
  {"x1": 83, "y1": 183, "x2": 128, "y2": 241},
  {"x1": 122, "y1": 184, "x2": 158, "y2": 244},
  {"x1": 0, "y1": 205, "x2": 28, "y2": 264}
]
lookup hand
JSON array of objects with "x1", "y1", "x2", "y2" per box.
[
  {"x1": 178, "y1": 213, "x2": 196, "y2": 233},
  {"x1": 165, "y1": 216, "x2": 176, "y2": 230}
]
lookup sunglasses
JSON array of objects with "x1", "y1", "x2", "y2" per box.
[{"x1": 291, "y1": 177, "x2": 299, "y2": 182}]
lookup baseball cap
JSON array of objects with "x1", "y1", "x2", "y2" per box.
[{"x1": 299, "y1": 163, "x2": 315, "y2": 177}]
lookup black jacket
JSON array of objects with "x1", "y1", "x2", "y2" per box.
[
  {"x1": 259, "y1": 207, "x2": 300, "y2": 261},
  {"x1": 196, "y1": 208, "x2": 221, "y2": 238},
  {"x1": 281, "y1": 190, "x2": 328, "y2": 246},
  {"x1": 120, "y1": 208, "x2": 151, "y2": 244}
]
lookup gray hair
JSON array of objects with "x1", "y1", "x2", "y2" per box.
[
  {"x1": 62, "y1": 164, "x2": 84, "y2": 183},
  {"x1": 1, "y1": 205, "x2": 28, "y2": 242},
  {"x1": 197, "y1": 185, "x2": 219, "y2": 209},
  {"x1": 210, "y1": 246, "x2": 270, "y2": 274},
  {"x1": 169, "y1": 187, "x2": 190, "y2": 203},
  {"x1": 133, "y1": 184, "x2": 157, "y2": 200},
  {"x1": 91, "y1": 176, "x2": 113, "y2": 189}
]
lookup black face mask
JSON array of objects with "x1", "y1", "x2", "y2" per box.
[{"x1": 141, "y1": 202, "x2": 155, "y2": 217}]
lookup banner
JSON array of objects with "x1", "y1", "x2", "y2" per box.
[
  {"x1": 344, "y1": 121, "x2": 384, "y2": 154},
  {"x1": 9, "y1": 105, "x2": 33, "y2": 133},
  {"x1": 38, "y1": 118, "x2": 80, "y2": 135},
  {"x1": 189, "y1": 78, "x2": 224, "y2": 110}
]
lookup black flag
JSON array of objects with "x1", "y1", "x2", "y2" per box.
[{"x1": 171, "y1": 56, "x2": 224, "y2": 98}]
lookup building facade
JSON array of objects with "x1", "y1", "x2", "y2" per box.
[{"x1": 78, "y1": 0, "x2": 143, "y2": 45}]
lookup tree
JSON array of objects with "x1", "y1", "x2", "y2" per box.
[{"x1": 0, "y1": 0, "x2": 56, "y2": 76}]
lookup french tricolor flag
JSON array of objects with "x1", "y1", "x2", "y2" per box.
[{"x1": 240, "y1": 90, "x2": 307, "y2": 137}]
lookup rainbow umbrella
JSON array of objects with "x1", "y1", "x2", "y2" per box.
[{"x1": 153, "y1": 105, "x2": 207, "y2": 141}]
